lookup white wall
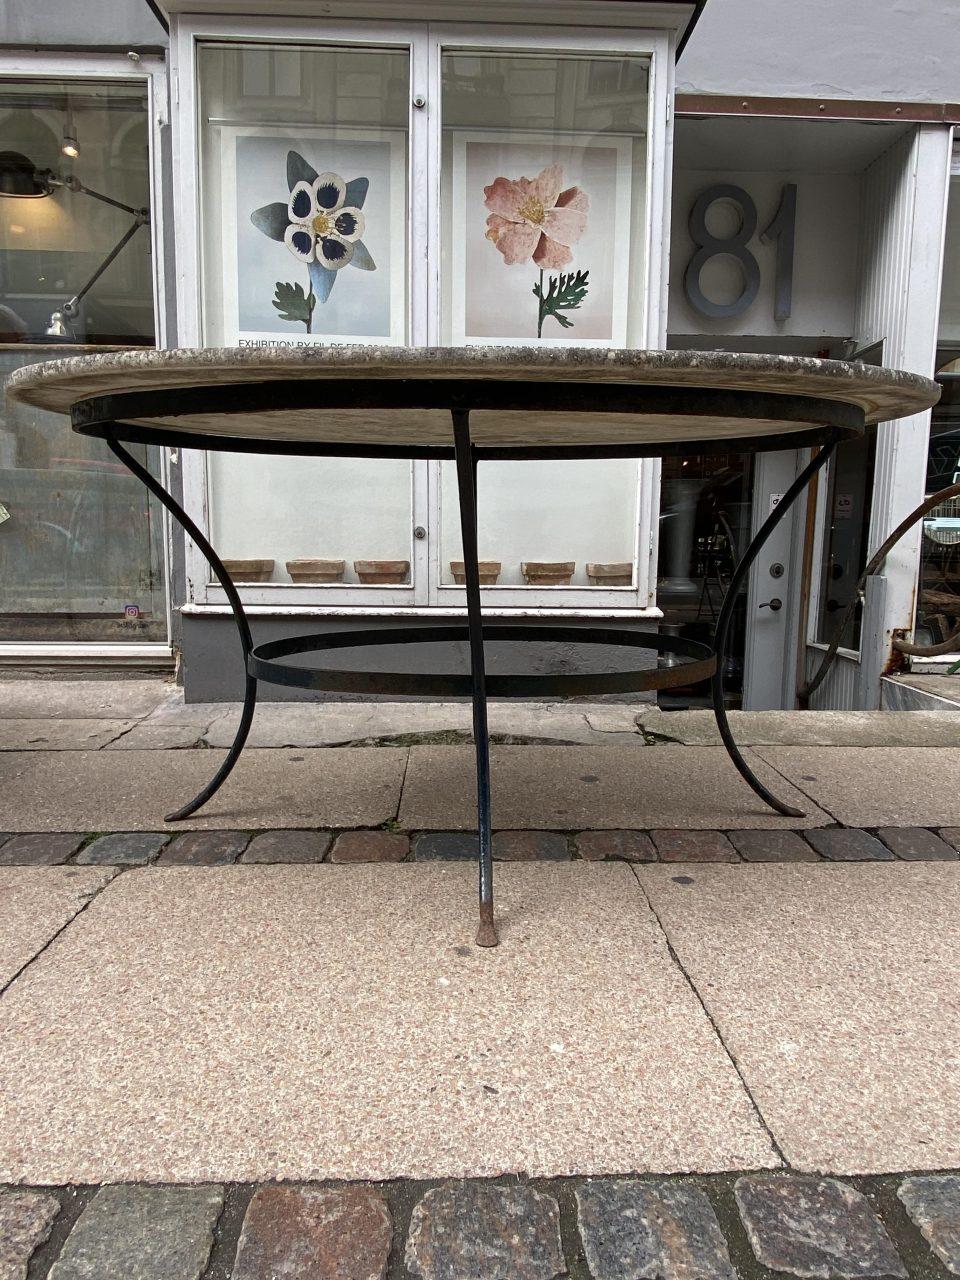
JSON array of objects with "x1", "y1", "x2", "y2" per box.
[
  {"x1": 0, "y1": 0, "x2": 165, "y2": 46},
  {"x1": 678, "y1": 0, "x2": 960, "y2": 104},
  {"x1": 669, "y1": 169, "x2": 859, "y2": 339}
]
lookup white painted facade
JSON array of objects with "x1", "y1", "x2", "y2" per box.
[{"x1": 1, "y1": 0, "x2": 957, "y2": 705}]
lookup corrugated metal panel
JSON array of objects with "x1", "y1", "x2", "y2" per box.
[{"x1": 805, "y1": 647, "x2": 860, "y2": 709}]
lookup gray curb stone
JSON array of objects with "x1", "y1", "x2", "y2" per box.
[
  {"x1": 576, "y1": 1178, "x2": 736, "y2": 1280},
  {"x1": 875, "y1": 827, "x2": 959, "y2": 860},
  {"x1": 413, "y1": 832, "x2": 479, "y2": 860},
  {"x1": 898, "y1": 1175, "x2": 960, "y2": 1275},
  {"x1": 735, "y1": 1175, "x2": 906, "y2": 1279},
  {"x1": 804, "y1": 829, "x2": 895, "y2": 861},
  {"x1": 76, "y1": 833, "x2": 170, "y2": 865},
  {"x1": 406, "y1": 1183, "x2": 564, "y2": 1280},
  {"x1": 0, "y1": 832, "x2": 84, "y2": 865},
  {"x1": 727, "y1": 831, "x2": 818, "y2": 861},
  {"x1": 48, "y1": 1185, "x2": 223, "y2": 1280},
  {"x1": 240, "y1": 830, "x2": 332, "y2": 863}
]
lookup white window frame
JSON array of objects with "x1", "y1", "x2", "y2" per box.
[
  {"x1": 0, "y1": 49, "x2": 173, "y2": 659},
  {"x1": 172, "y1": 13, "x2": 671, "y2": 616}
]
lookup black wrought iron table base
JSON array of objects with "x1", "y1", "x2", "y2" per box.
[{"x1": 104, "y1": 411, "x2": 838, "y2": 948}]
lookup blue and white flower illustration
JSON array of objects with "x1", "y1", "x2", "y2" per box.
[
  {"x1": 251, "y1": 149, "x2": 376, "y2": 331},
  {"x1": 284, "y1": 173, "x2": 366, "y2": 270}
]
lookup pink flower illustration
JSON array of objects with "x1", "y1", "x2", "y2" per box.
[{"x1": 483, "y1": 163, "x2": 589, "y2": 270}]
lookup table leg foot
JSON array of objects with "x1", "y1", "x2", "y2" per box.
[{"x1": 476, "y1": 901, "x2": 499, "y2": 948}]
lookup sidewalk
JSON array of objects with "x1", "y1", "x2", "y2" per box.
[{"x1": 2, "y1": 677, "x2": 960, "y2": 1276}]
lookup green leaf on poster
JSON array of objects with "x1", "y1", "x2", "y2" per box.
[
  {"x1": 533, "y1": 269, "x2": 590, "y2": 331},
  {"x1": 272, "y1": 280, "x2": 316, "y2": 326}
]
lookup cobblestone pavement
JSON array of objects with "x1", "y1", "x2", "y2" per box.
[
  {"x1": 3, "y1": 1173, "x2": 960, "y2": 1279},
  {"x1": 0, "y1": 824, "x2": 956, "y2": 865}
]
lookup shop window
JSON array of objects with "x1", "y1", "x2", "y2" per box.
[
  {"x1": 197, "y1": 42, "x2": 415, "y2": 588},
  {"x1": 437, "y1": 49, "x2": 650, "y2": 589},
  {"x1": 194, "y1": 38, "x2": 655, "y2": 600},
  {"x1": 0, "y1": 76, "x2": 164, "y2": 642}
]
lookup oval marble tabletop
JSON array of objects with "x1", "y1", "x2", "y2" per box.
[{"x1": 5, "y1": 346, "x2": 940, "y2": 449}]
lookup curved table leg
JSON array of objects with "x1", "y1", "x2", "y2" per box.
[
  {"x1": 451, "y1": 409, "x2": 498, "y2": 948},
  {"x1": 712, "y1": 442, "x2": 836, "y2": 817},
  {"x1": 106, "y1": 435, "x2": 258, "y2": 821}
]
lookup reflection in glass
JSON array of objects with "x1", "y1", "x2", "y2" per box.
[
  {"x1": 437, "y1": 50, "x2": 650, "y2": 589},
  {"x1": 0, "y1": 349, "x2": 166, "y2": 641},
  {"x1": 198, "y1": 43, "x2": 414, "y2": 584}
]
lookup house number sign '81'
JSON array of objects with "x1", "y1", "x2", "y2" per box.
[{"x1": 683, "y1": 183, "x2": 797, "y2": 321}]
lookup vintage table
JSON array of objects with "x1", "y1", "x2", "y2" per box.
[{"x1": 8, "y1": 347, "x2": 939, "y2": 945}]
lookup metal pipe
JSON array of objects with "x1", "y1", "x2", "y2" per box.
[{"x1": 451, "y1": 409, "x2": 497, "y2": 948}]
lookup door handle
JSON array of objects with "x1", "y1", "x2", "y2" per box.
[{"x1": 758, "y1": 598, "x2": 783, "y2": 612}]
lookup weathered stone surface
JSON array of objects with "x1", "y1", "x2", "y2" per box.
[
  {"x1": 727, "y1": 830, "x2": 817, "y2": 862},
  {"x1": 156, "y1": 831, "x2": 250, "y2": 864},
  {"x1": 940, "y1": 828, "x2": 960, "y2": 853},
  {"x1": 241, "y1": 830, "x2": 332, "y2": 863},
  {"x1": 898, "y1": 1175, "x2": 960, "y2": 1275},
  {"x1": 576, "y1": 830, "x2": 657, "y2": 861},
  {"x1": 413, "y1": 832, "x2": 478, "y2": 860},
  {"x1": 48, "y1": 1185, "x2": 223, "y2": 1280},
  {"x1": 735, "y1": 1176, "x2": 906, "y2": 1279},
  {"x1": 233, "y1": 1184, "x2": 392, "y2": 1280},
  {"x1": 406, "y1": 1183, "x2": 563, "y2": 1280},
  {"x1": 76, "y1": 832, "x2": 169, "y2": 865},
  {"x1": 576, "y1": 1179, "x2": 735, "y2": 1280},
  {"x1": 875, "y1": 827, "x2": 958, "y2": 860},
  {"x1": 650, "y1": 830, "x2": 738, "y2": 862},
  {"x1": 492, "y1": 831, "x2": 569, "y2": 860},
  {"x1": 0, "y1": 834, "x2": 9, "y2": 849},
  {"x1": 0, "y1": 1188, "x2": 60, "y2": 1278},
  {"x1": 0, "y1": 832, "x2": 83, "y2": 865},
  {"x1": 0, "y1": 718, "x2": 136, "y2": 750},
  {"x1": 804, "y1": 829, "x2": 894, "y2": 861},
  {"x1": 329, "y1": 830, "x2": 409, "y2": 862}
]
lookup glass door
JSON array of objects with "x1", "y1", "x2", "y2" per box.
[
  {"x1": 0, "y1": 74, "x2": 166, "y2": 643},
  {"x1": 196, "y1": 40, "x2": 423, "y2": 604},
  {"x1": 434, "y1": 41, "x2": 654, "y2": 608}
]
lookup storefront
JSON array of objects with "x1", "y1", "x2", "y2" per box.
[{"x1": 1, "y1": 0, "x2": 957, "y2": 706}]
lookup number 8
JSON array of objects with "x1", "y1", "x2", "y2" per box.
[{"x1": 684, "y1": 184, "x2": 761, "y2": 319}]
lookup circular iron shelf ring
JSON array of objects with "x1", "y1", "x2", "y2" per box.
[{"x1": 247, "y1": 624, "x2": 717, "y2": 698}]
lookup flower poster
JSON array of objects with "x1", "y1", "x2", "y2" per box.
[
  {"x1": 451, "y1": 132, "x2": 634, "y2": 346},
  {"x1": 218, "y1": 128, "x2": 406, "y2": 347}
]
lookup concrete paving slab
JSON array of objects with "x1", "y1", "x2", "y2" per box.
[
  {"x1": 754, "y1": 746, "x2": 960, "y2": 827},
  {"x1": 400, "y1": 746, "x2": 830, "y2": 830},
  {"x1": 638, "y1": 709, "x2": 960, "y2": 747},
  {"x1": 203, "y1": 702, "x2": 632, "y2": 749},
  {"x1": 0, "y1": 867, "x2": 115, "y2": 987},
  {"x1": 638, "y1": 863, "x2": 960, "y2": 1173},
  {"x1": 0, "y1": 863, "x2": 776, "y2": 1183},
  {"x1": 0, "y1": 679, "x2": 171, "y2": 720},
  {"x1": 104, "y1": 724, "x2": 208, "y2": 750},
  {"x1": 0, "y1": 719, "x2": 135, "y2": 750},
  {"x1": 0, "y1": 749, "x2": 406, "y2": 831}
]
